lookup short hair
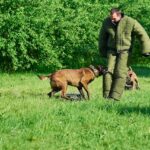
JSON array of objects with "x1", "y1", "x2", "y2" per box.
[{"x1": 110, "y1": 8, "x2": 122, "y2": 15}]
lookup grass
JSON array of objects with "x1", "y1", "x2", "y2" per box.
[{"x1": 0, "y1": 67, "x2": 150, "y2": 150}]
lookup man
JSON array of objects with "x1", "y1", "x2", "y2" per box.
[{"x1": 99, "y1": 8, "x2": 150, "y2": 101}]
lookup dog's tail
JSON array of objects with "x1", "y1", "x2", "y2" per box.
[{"x1": 37, "y1": 74, "x2": 51, "y2": 80}]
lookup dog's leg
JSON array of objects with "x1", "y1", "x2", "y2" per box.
[
  {"x1": 80, "y1": 81, "x2": 90, "y2": 100},
  {"x1": 47, "y1": 91, "x2": 53, "y2": 97},
  {"x1": 47, "y1": 88, "x2": 60, "y2": 97},
  {"x1": 61, "y1": 84, "x2": 69, "y2": 100},
  {"x1": 135, "y1": 79, "x2": 140, "y2": 89},
  {"x1": 77, "y1": 86, "x2": 85, "y2": 99},
  {"x1": 132, "y1": 81, "x2": 136, "y2": 90}
]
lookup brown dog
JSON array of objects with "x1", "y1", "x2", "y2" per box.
[
  {"x1": 38, "y1": 65, "x2": 106, "y2": 99},
  {"x1": 125, "y1": 67, "x2": 140, "y2": 90}
]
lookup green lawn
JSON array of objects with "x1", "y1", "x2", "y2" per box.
[{"x1": 0, "y1": 67, "x2": 150, "y2": 150}]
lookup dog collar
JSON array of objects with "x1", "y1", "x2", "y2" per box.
[{"x1": 88, "y1": 65, "x2": 99, "y2": 77}]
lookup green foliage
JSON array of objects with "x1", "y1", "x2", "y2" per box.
[{"x1": 0, "y1": 0, "x2": 150, "y2": 71}]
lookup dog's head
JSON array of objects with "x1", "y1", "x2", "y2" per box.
[
  {"x1": 89, "y1": 65, "x2": 107, "y2": 77},
  {"x1": 125, "y1": 66, "x2": 139, "y2": 90},
  {"x1": 96, "y1": 65, "x2": 107, "y2": 76}
]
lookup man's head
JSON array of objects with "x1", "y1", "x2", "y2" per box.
[{"x1": 110, "y1": 8, "x2": 123, "y2": 23}]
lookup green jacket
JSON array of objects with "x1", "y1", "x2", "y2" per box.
[{"x1": 99, "y1": 15, "x2": 150, "y2": 57}]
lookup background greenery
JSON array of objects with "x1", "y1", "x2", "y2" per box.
[
  {"x1": 0, "y1": 0, "x2": 150, "y2": 72},
  {"x1": 0, "y1": 1, "x2": 150, "y2": 149}
]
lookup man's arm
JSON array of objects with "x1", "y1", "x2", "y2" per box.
[
  {"x1": 99, "y1": 20, "x2": 108, "y2": 57},
  {"x1": 133, "y1": 20, "x2": 150, "y2": 56}
]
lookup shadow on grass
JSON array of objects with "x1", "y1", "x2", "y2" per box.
[
  {"x1": 117, "y1": 105, "x2": 150, "y2": 116},
  {"x1": 0, "y1": 90, "x2": 84, "y2": 102},
  {"x1": 49, "y1": 94, "x2": 84, "y2": 101},
  {"x1": 100, "y1": 102, "x2": 150, "y2": 116}
]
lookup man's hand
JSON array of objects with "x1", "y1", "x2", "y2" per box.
[{"x1": 142, "y1": 52, "x2": 150, "y2": 57}]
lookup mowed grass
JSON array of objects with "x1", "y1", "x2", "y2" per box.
[{"x1": 0, "y1": 67, "x2": 150, "y2": 150}]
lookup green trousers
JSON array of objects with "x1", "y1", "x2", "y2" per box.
[{"x1": 103, "y1": 50, "x2": 129, "y2": 100}]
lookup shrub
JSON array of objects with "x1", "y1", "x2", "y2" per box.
[{"x1": 0, "y1": 0, "x2": 149, "y2": 71}]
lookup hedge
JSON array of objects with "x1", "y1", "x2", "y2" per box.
[{"x1": 0, "y1": 0, "x2": 150, "y2": 71}]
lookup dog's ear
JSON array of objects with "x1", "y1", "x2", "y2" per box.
[
  {"x1": 89, "y1": 65, "x2": 95, "y2": 70},
  {"x1": 128, "y1": 66, "x2": 132, "y2": 71}
]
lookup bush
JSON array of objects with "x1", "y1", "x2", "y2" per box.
[{"x1": 0, "y1": 0, "x2": 150, "y2": 71}]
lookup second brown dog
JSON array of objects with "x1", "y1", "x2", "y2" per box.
[
  {"x1": 125, "y1": 67, "x2": 140, "y2": 90},
  {"x1": 38, "y1": 65, "x2": 106, "y2": 99}
]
